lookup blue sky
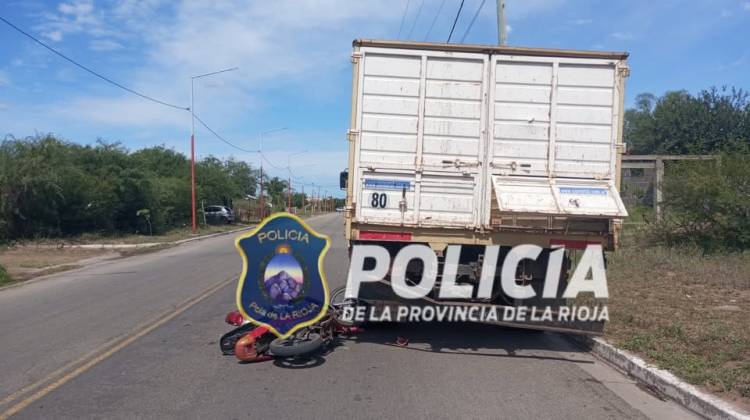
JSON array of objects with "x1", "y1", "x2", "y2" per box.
[{"x1": 1, "y1": 0, "x2": 749, "y2": 196}]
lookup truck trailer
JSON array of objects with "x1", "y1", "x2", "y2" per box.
[{"x1": 341, "y1": 39, "x2": 629, "y2": 333}]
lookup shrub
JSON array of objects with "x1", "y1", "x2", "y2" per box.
[
  {"x1": 0, "y1": 264, "x2": 10, "y2": 285},
  {"x1": 654, "y1": 154, "x2": 750, "y2": 251}
]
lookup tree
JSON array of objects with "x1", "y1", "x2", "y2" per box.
[
  {"x1": 624, "y1": 87, "x2": 750, "y2": 155},
  {"x1": 0, "y1": 135, "x2": 259, "y2": 240},
  {"x1": 264, "y1": 177, "x2": 288, "y2": 210}
]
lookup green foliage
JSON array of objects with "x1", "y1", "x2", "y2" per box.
[
  {"x1": 0, "y1": 264, "x2": 10, "y2": 286},
  {"x1": 624, "y1": 87, "x2": 750, "y2": 154},
  {"x1": 654, "y1": 155, "x2": 750, "y2": 251},
  {"x1": 0, "y1": 134, "x2": 259, "y2": 239},
  {"x1": 263, "y1": 177, "x2": 289, "y2": 211}
]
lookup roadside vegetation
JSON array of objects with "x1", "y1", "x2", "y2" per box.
[
  {"x1": 0, "y1": 134, "x2": 294, "y2": 242},
  {"x1": 0, "y1": 264, "x2": 10, "y2": 287},
  {"x1": 606, "y1": 238, "x2": 750, "y2": 402},
  {"x1": 606, "y1": 86, "x2": 750, "y2": 403}
]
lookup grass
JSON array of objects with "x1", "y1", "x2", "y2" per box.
[{"x1": 605, "y1": 230, "x2": 750, "y2": 404}]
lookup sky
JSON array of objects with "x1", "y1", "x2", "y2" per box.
[{"x1": 0, "y1": 0, "x2": 749, "y2": 197}]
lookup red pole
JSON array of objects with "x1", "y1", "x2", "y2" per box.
[
  {"x1": 259, "y1": 165, "x2": 264, "y2": 220},
  {"x1": 190, "y1": 134, "x2": 197, "y2": 233}
]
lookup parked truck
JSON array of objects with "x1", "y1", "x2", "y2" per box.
[{"x1": 341, "y1": 39, "x2": 629, "y2": 334}]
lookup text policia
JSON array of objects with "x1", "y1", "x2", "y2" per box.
[{"x1": 342, "y1": 244, "x2": 609, "y2": 324}]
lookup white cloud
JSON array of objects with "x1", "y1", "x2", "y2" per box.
[
  {"x1": 720, "y1": 9, "x2": 732, "y2": 18},
  {"x1": 0, "y1": 71, "x2": 10, "y2": 87},
  {"x1": 56, "y1": 95, "x2": 188, "y2": 129},
  {"x1": 44, "y1": 30, "x2": 64, "y2": 42},
  {"x1": 0, "y1": 103, "x2": 9, "y2": 111},
  {"x1": 39, "y1": 0, "x2": 119, "y2": 42},
  {"x1": 744, "y1": 2, "x2": 750, "y2": 11},
  {"x1": 506, "y1": 24, "x2": 513, "y2": 34},
  {"x1": 58, "y1": 0, "x2": 94, "y2": 17},
  {"x1": 572, "y1": 18, "x2": 592, "y2": 25},
  {"x1": 611, "y1": 31, "x2": 634, "y2": 40},
  {"x1": 45, "y1": 1, "x2": 402, "y2": 130},
  {"x1": 89, "y1": 39, "x2": 123, "y2": 51}
]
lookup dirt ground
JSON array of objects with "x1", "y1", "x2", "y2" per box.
[
  {"x1": 605, "y1": 243, "x2": 750, "y2": 406},
  {"x1": 0, "y1": 247, "x2": 118, "y2": 284}
]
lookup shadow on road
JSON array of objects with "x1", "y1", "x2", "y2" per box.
[
  {"x1": 340, "y1": 321, "x2": 593, "y2": 364},
  {"x1": 268, "y1": 321, "x2": 593, "y2": 369}
]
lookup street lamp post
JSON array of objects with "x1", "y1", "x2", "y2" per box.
[
  {"x1": 257, "y1": 127, "x2": 287, "y2": 219},
  {"x1": 286, "y1": 150, "x2": 307, "y2": 211},
  {"x1": 189, "y1": 66, "x2": 238, "y2": 233}
]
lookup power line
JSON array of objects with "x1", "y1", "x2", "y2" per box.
[
  {"x1": 459, "y1": 0, "x2": 486, "y2": 43},
  {"x1": 192, "y1": 116, "x2": 290, "y2": 177},
  {"x1": 406, "y1": 0, "x2": 425, "y2": 40},
  {"x1": 192, "y1": 114, "x2": 255, "y2": 153},
  {"x1": 423, "y1": 0, "x2": 447, "y2": 40},
  {"x1": 447, "y1": 0, "x2": 466, "y2": 43},
  {"x1": 259, "y1": 151, "x2": 285, "y2": 170},
  {"x1": 396, "y1": 0, "x2": 411, "y2": 39},
  {"x1": 0, "y1": 15, "x2": 188, "y2": 111}
]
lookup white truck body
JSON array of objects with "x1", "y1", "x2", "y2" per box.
[{"x1": 345, "y1": 40, "x2": 629, "y2": 250}]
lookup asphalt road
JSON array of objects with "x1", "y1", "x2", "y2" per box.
[{"x1": 0, "y1": 213, "x2": 697, "y2": 419}]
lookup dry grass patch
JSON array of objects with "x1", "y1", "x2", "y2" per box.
[
  {"x1": 0, "y1": 247, "x2": 117, "y2": 284},
  {"x1": 606, "y1": 243, "x2": 750, "y2": 404}
]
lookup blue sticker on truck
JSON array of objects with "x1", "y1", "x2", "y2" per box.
[
  {"x1": 364, "y1": 179, "x2": 412, "y2": 190},
  {"x1": 559, "y1": 187, "x2": 608, "y2": 195}
]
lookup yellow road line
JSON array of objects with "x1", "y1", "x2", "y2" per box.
[
  {"x1": 0, "y1": 346, "x2": 105, "y2": 408},
  {"x1": 0, "y1": 275, "x2": 235, "y2": 419}
]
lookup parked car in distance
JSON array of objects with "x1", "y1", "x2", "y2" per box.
[{"x1": 204, "y1": 205, "x2": 234, "y2": 224}]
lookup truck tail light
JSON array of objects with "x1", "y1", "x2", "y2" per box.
[{"x1": 359, "y1": 231, "x2": 412, "y2": 241}]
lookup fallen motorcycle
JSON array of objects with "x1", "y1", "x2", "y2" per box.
[{"x1": 219, "y1": 286, "x2": 365, "y2": 361}]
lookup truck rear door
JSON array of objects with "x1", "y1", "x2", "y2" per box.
[
  {"x1": 353, "y1": 47, "x2": 488, "y2": 228},
  {"x1": 486, "y1": 55, "x2": 628, "y2": 220}
]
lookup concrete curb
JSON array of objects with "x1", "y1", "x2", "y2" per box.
[
  {"x1": 572, "y1": 335, "x2": 748, "y2": 420},
  {"x1": 14, "y1": 225, "x2": 254, "y2": 250}
]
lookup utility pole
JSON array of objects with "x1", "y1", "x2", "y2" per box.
[
  {"x1": 257, "y1": 127, "x2": 287, "y2": 220},
  {"x1": 497, "y1": 0, "x2": 506, "y2": 45},
  {"x1": 189, "y1": 66, "x2": 238, "y2": 233},
  {"x1": 190, "y1": 79, "x2": 196, "y2": 233},
  {"x1": 259, "y1": 165, "x2": 264, "y2": 219}
]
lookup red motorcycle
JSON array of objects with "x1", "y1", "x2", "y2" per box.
[{"x1": 220, "y1": 286, "x2": 364, "y2": 362}]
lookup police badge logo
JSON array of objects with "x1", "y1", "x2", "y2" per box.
[{"x1": 235, "y1": 213, "x2": 331, "y2": 338}]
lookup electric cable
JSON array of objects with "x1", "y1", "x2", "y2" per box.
[
  {"x1": 406, "y1": 0, "x2": 425, "y2": 39},
  {"x1": 397, "y1": 0, "x2": 412, "y2": 39},
  {"x1": 447, "y1": 0, "x2": 466, "y2": 43},
  {"x1": 0, "y1": 15, "x2": 188, "y2": 111},
  {"x1": 424, "y1": 0, "x2": 446, "y2": 40},
  {"x1": 459, "y1": 0, "x2": 486, "y2": 43}
]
